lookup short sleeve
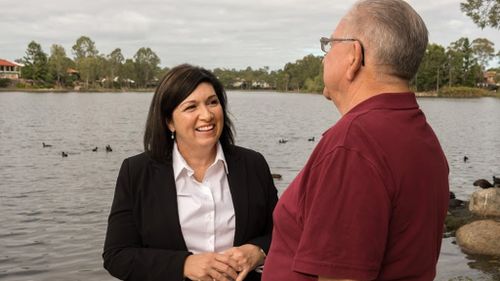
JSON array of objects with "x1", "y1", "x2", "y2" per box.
[{"x1": 292, "y1": 147, "x2": 391, "y2": 280}]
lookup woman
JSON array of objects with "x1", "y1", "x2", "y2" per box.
[{"x1": 103, "y1": 64, "x2": 278, "y2": 281}]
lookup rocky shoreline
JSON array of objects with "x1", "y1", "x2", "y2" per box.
[{"x1": 445, "y1": 188, "x2": 500, "y2": 256}]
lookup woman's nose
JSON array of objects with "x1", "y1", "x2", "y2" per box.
[{"x1": 200, "y1": 105, "x2": 213, "y2": 120}]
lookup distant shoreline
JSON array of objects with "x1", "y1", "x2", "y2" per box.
[
  {"x1": 0, "y1": 87, "x2": 282, "y2": 94},
  {"x1": 1, "y1": 87, "x2": 498, "y2": 98},
  {"x1": 0, "y1": 88, "x2": 154, "y2": 93}
]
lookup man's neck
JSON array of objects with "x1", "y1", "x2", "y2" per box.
[{"x1": 339, "y1": 76, "x2": 410, "y2": 115}]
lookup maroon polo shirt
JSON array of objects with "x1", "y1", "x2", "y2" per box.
[{"x1": 262, "y1": 93, "x2": 449, "y2": 281}]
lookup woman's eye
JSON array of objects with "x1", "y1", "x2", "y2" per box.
[
  {"x1": 184, "y1": 105, "x2": 196, "y2": 111},
  {"x1": 209, "y1": 99, "x2": 219, "y2": 106}
]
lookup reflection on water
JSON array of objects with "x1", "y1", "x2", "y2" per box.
[{"x1": 0, "y1": 91, "x2": 498, "y2": 280}]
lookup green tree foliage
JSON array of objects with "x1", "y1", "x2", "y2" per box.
[
  {"x1": 48, "y1": 44, "x2": 72, "y2": 87},
  {"x1": 0, "y1": 78, "x2": 11, "y2": 88},
  {"x1": 414, "y1": 44, "x2": 448, "y2": 91},
  {"x1": 460, "y1": 0, "x2": 500, "y2": 29},
  {"x1": 283, "y1": 55, "x2": 323, "y2": 91},
  {"x1": 72, "y1": 36, "x2": 100, "y2": 88},
  {"x1": 448, "y1": 37, "x2": 482, "y2": 86},
  {"x1": 211, "y1": 55, "x2": 323, "y2": 93},
  {"x1": 212, "y1": 68, "x2": 238, "y2": 88},
  {"x1": 414, "y1": 38, "x2": 488, "y2": 91},
  {"x1": 133, "y1": 47, "x2": 160, "y2": 88},
  {"x1": 13, "y1": 35, "x2": 497, "y2": 92},
  {"x1": 72, "y1": 36, "x2": 98, "y2": 59},
  {"x1": 106, "y1": 48, "x2": 124, "y2": 88},
  {"x1": 471, "y1": 38, "x2": 496, "y2": 69},
  {"x1": 213, "y1": 66, "x2": 276, "y2": 90},
  {"x1": 21, "y1": 41, "x2": 49, "y2": 83},
  {"x1": 121, "y1": 59, "x2": 137, "y2": 88}
]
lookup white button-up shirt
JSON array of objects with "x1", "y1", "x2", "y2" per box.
[{"x1": 172, "y1": 142, "x2": 235, "y2": 254}]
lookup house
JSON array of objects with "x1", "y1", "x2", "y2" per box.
[
  {"x1": 483, "y1": 71, "x2": 497, "y2": 84},
  {"x1": 0, "y1": 59, "x2": 22, "y2": 79},
  {"x1": 252, "y1": 81, "x2": 271, "y2": 89},
  {"x1": 479, "y1": 71, "x2": 499, "y2": 91}
]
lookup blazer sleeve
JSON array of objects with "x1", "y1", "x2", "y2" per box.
[
  {"x1": 245, "y1": 152, "x2": 279, "y2": 254},
  {"x1": 102, "y1": 158, "x2": 191, "y2": 281}
]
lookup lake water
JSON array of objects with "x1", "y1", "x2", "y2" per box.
[{"x1": 0, "y1": 91, "x2": 499, "y2": 280}]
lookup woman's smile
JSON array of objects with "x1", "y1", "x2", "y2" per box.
[{"x1": 196, "y1": 124, "x2": 215, "y2": 132}]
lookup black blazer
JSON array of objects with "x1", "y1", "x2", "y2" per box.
[{"x1": 103, "y1": 145, "x2": 278, "y2": 281}]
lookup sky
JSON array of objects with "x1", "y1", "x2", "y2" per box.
[{"x1": 1, "y1": 0, "x2": 499, "y2": 70}]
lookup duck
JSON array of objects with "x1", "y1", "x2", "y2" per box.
[
  {"x1": 92, "y1": 147, "x2": 98, "y2": 152},
  {"x1": 473, "y1": 179, "x2": 494, "y2": 189},
  {"x1": 463, "y1": 155, "x2": 468, "y2": 163},
  {"x1": 308, "y1": 137, "x2": 315, "y2": 142},
  {"x1": 106, "y1": 145, "x2": 113, "y2": 152},
  {"x1": 271, "y1": 173, "x2": 282, "y2": 179},
  {"x1": 61, "y1": 151, "x2": 68, "y2": 157},
  {"x1": 448, "y1": 191, "x2": 464, "y2": 208},
  {"x1": 278, "y1": 138, "x2": 288, "y2": 144},
  {"x1": 42, "y1": 142, "x2": 52, "y2": 148},
  {"x1": 493, "y1": 176, "x2": 500, "y2": 187}
]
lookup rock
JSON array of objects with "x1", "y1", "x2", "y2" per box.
[
  {"x1": 469, "y1": 188, "x2": 500, "y2": 217},
  {"x1": 456, "y1": 219, "x2": 500, "y2": 256}
]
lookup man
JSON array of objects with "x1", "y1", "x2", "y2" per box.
[{"x1": 262, "y1": 1, "x2": 449, "y2": 280}]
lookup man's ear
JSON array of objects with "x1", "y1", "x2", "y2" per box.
[{"x1": 346, "y1": 42, "x2": 363, "y2": 81}]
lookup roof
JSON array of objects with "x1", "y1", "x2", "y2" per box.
[{"x1": 0, "y1": 59, "x2": 19, "y2": 67}]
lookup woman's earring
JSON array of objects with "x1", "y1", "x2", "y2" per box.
[{"x1": 171, "y1": 131, "x2": 175, "y2": 140}]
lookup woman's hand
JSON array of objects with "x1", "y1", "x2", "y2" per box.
[
  {"x1": 221, "y1": 244, "x2": 266, "y2": 281},
  {"x1": 183, "y1": 252, "x2": 239, "y2": 281}
]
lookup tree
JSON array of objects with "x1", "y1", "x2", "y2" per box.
[
  {"x1": 460, "y1": 0, "x2": 500, "y2": 29},
  {"x1": 414, "y1": 44, "x2": 448, "y2": 91},
  {"x1": 447, "y1": 37, "x2": 482, "y2": 86},
  {"x1": 72, "y1": 36, "x2": 100, "y2": 88},
  {"x1": 48, "y1": 44, "x2": 72, "y2": 87},
  {"x1": 282, "y1": 55, "x2": 323, "y2": 92},
  {"x1": 120, "y1": 59, "x2": 137, "y2": 88},
  {"x1": 133, "y1": 47, "x2": 160, "y2": 88},
  {"x1": 22, "y1": 41, "x2": 49, "y2": 84},
  {"x1": 107, "y1": 48, "x2": 124, "y2": 88},
  {"x1": 471, "y1": 38, "x2": 496, "y2": 69},
  {"x1": 72, "y1": 36, "x2": 98, "y2": 60},
  {"x1": 213, "y1": 68, "x2": 238, "y2": 88}
]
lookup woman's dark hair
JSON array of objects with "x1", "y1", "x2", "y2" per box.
[{"x1": 144, "y1": 64, "x2": 234, "y2": 162}]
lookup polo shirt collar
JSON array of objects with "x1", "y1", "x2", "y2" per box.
[
  {"x1": 172, "y1": 142, "x2": 228, "y2": 180},
  {"x1": 347, "y1": 92, "x2": 419, "y2": 114}
]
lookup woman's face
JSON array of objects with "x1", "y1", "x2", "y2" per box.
[{"x1": 167, "y1": 82, "x2": 224, "y2": 154}]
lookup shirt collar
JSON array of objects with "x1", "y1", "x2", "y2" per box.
[
  {"x1": 347, "y1": 92, "x2": 418, "y2": 114},
  {"x1": 322, "y1": 92, "x2": 419, "y2": 136},
  {"x1": 172, "y1": 142, "x2": 228, "y2": 180}
]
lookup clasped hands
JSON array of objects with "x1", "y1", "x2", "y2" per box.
[{"x1": 183, "y1": 244, "x2": 265, "y2": 281}]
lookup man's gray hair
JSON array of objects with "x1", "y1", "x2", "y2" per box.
[{"x1": 344, "y1": 0, "x2": 428, "y2": 80}]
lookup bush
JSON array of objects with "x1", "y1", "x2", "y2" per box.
[
  {"x1": 438, "y1": 86, "x2": 489, "y2": 97},
  {"x1": 16, "y1": 82, "x2": 27, "y2": 88},
  {"x1": 0, "y1": 78, "x2": 11, "y2": 88}
]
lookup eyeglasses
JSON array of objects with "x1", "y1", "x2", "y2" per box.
[{"x1": 320, "y1": 37, "x2": 365, "y2": 66}]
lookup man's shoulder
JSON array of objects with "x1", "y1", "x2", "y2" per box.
[
  {"x1": 321, "y1": 113, "x2": 363, "y2": 146},
  {"x1": 312, "y1": 112, "x2": 384, "y2": 165}
]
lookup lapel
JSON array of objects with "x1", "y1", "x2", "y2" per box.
[
  {"x1": 150, "y1": 160, "x2": 189, "y2": 251},
  {"x1": 225, "y1": 146, "x2": 249, "y2": 246}
]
